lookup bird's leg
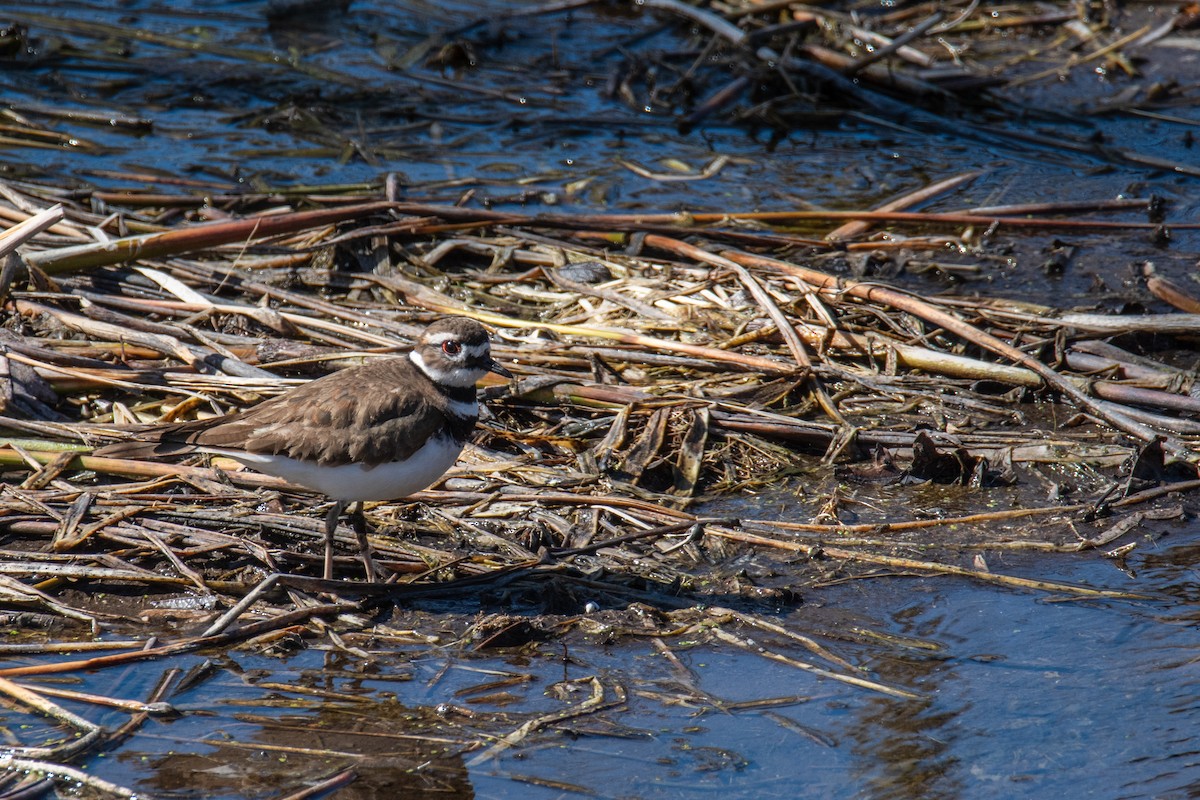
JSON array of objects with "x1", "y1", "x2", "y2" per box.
[
  {"x1": 324, "y1": 500, "x2": 346, "y2": 581},
  {"x1": 351, "y1": 502, "x2": 379, "y2": 582}
]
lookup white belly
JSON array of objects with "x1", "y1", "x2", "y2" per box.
[{"x1": 211, "y1": 435, "x2": 465, "y2": 501}]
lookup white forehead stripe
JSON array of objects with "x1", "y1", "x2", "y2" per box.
[
  {"x1": 424, "y1": 332, "x2": 460, "y2": 346},
  {"x1": 426, "y1": 330, "x2": 485, "y2": 345}
]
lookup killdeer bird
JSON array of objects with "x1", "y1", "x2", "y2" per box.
[{"x1": 96, "y1": 316, "x2": 513, "y2": 580}]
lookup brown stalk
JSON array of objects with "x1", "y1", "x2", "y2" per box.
[
  {"x1": 826, "y1": 171, "x2": 981, "y2": 242},
  {"x1": 0, "y1": 447, "x2": 293, "y2": 492},
  {"x1": 23, "y1": 201, "x2": 394, "y2": 274},
  {"x1": 389, "y1": 201, "x2": 1191, "y2": 233},
  {"x1": 1145, "y1": 272, "x2": 1200, "y2": 314}
]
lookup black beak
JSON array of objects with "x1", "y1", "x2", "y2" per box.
[{"x1": 487, "y1": 357, "x2": 513, "y2": 379}]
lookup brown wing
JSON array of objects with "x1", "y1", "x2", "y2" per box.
[{"x1": 95, "y1": 357, "x2": 462, "y2": 467}]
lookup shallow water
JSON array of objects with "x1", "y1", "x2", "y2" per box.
[
  {"x1": 1, "y1": 1, "x2": 1200, "y2": 797},
  {"x1": 20, "y1": 544, "x2": 1193, "y2": 799}
]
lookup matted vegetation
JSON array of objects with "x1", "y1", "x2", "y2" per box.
[
  {"x1": 0, "y1": 0, "x2": 1198, "y2": 793},
  {"x1": 1, "y1": 178, "x2": 1193, "y2": 626}
]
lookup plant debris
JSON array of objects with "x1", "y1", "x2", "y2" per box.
[
  {"x1": 0, "y1": 0, "x2": 1198, "y2": 791},
  {"x1": 1, "y1": 176, "x2": 1192, "y2": 629}
]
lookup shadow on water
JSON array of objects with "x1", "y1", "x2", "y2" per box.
[{"x1": 0, "y1": 0, "x2": 1199, "y2": 797}]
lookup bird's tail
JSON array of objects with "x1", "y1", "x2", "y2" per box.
[{"x1": 92, "y1": 438, "x2": 198, "y2": 459}]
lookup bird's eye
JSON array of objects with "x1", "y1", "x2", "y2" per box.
[{"x1": 442, "y1": 341, "x2": 461, "y2": 356}]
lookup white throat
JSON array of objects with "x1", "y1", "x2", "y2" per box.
[{"x1": 409, "y1": 350, "x2": 483, "y2": 388}]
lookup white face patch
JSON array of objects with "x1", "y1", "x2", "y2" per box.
[
  {"x1": 410, "y1": 350, "x2": 485, "y2": 388},
  {"x1": 433, "y1": 365, "x2": 487, "y2": 388},
  {"x1": 409, "y1": 350, "x2": 429, "y2": 374}
]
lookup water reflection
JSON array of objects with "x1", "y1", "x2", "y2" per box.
[
  {"x1": 847, "y1": 697, "x2": 960, "y2": 800},
  {"x1": 135, "y1": 704, "x2": 476, "y2": 798},
  {"x1": 826, "y1": 554, "x2": 1200, "y2": 800},
  {"x1": 1138, "y1": 543, "x2": 1200, "y2": 604}
]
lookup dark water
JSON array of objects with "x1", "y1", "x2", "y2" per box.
[
  {"x1": 2, "y1": 1, "x2": 1200, "y2": 797},
  {"x1": 20, "y1": 548, "x2": 1193, "y2": 799}
]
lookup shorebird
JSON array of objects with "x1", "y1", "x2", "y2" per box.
[{"x1": 96, "y1": 316, "x2": 512, "y2": 580}]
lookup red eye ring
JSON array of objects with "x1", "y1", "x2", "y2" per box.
[{"x1": 442, "y1": 341, "x2": 461, "y2": 356}]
